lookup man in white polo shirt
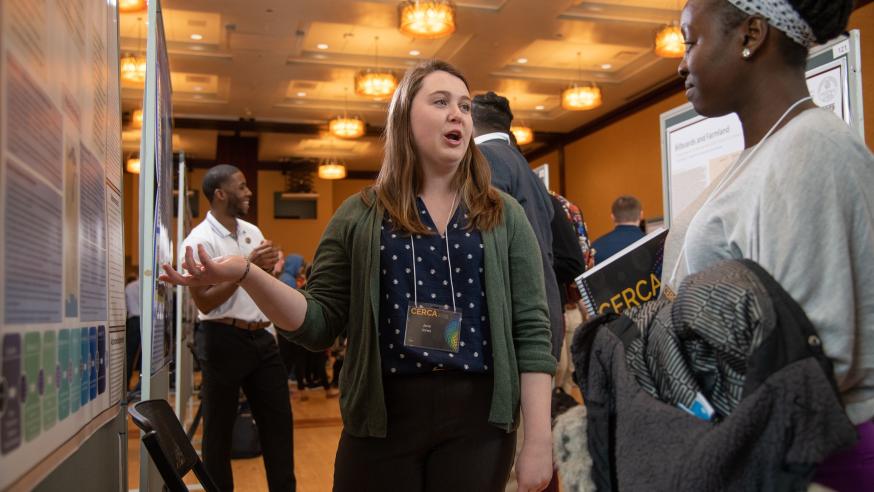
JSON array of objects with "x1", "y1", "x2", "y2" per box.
[{"x1": 182, "y1": 164, "x2": 294, "y2": 491}]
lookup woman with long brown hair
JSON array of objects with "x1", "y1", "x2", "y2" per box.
[{"x1": 161, "y1": 60, "x2": 555, "y2": 492}]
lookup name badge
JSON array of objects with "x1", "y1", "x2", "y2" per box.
[{"x1": 403, "y1": 302, "x2": 462, "y2": 353}]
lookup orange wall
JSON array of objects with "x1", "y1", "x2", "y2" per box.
[
  {"x1": 850, "y1": 2, "x2": 874, "y2": 150},
  {"x1": 256, "y1": 171, "x2": 334, "y2": 262},
  {"x1": 560, "y1": 91, "x2": 687, "y2": 240},
  {"x1": 528, "y1": 149, "x2": 560, "y2": 193},
  {"x1": 332, "y1": 179, "x2": 373, "y2": 211}
]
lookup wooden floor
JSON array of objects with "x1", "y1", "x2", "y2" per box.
[
  {"x1": 127, "y1": 383, "x2": 342, "y2": 492},
  {"x1": 127, "y1": 376, "x2": 583, "y2": 491}
]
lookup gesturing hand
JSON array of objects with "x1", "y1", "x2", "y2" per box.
[
  {"x1": 160, "y1": 244, "x2": 247, "y2": 287},
  {"x1": 249, "y1": 240, "x2": 280, "y2": 271}
]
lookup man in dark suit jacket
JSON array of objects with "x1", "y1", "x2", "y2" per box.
[
  {"x1": 592, "y1": 195, "x2": 645, "y2": 265},
  {"x1": 472, "y1": 91, "x2": 565, "y2": 360}
]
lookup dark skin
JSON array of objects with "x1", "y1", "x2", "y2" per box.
[
  {"x1": 678, "y1": 0, "x2": 817, "y2": 147},
  {"x1": 189, "y1": 171, "x2": 279, "y2": 314}
]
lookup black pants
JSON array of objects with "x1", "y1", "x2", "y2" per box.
[
  {"x1": 197, "y1": 321, "x2": 295, "y2": 491},
  {"x1": 277, "y1": 336, "x2": 329, "y2": 391},
  {"x1": 333, "y1": 372, "x2": 516, "y2": 492},
  {"x1": 125, "y1": 316, "x2": 141, "y2": 389}
]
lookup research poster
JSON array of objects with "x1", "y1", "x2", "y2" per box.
[
  {"x1": 148, "y1": 6, "x2": 175, "y2": 376},
  {"x1": 0, "y1": 0, "x2": 125, "y2": 488}
]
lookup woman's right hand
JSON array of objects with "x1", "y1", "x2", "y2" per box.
[{"x1": 160, "y1": 244, "x2": 246, "y2": 287}]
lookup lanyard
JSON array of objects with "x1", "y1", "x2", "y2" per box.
[
  {"x1": 410, "y1": 194, "x2": 459, "y2": 310},
  {"x1": 668, "y1": 96, "x2": 813, "y2": 287}
]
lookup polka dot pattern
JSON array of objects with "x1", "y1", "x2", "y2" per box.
[{"x1": 378, "y1": 198, "x2": 493, "y2": 375}]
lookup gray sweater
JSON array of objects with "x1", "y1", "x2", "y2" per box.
[{"x1": 663, "y1": 108, "x2": 874, "y2": 424}]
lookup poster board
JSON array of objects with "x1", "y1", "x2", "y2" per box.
[
  {"x1": 0, "y1": 0, "x2": 125, "y2": 489},
  {"x1": 137, "y1": 0, "x2": 174, "y2": 489},
  {"x1": 174, "y1": 153, "x2": 196, "y2": 424},
  {"x1": 659, "y1": 31, "x2": 864, "y2": 227}
]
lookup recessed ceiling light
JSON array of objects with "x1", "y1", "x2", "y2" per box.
[
  {"x1": 409, "y1": 49, "x2": 421, "y2": 56},
  {"x1": 297, "y1": 91, "x2": 307, "y2": 97},
  {"x1": 535, "y1": 105, "x2": 545, "y2": 110},
  {"x1": 190, "y1": 33, "x2": 203, "y2": 41},
  {"x1": 517, "y1": 57, "x2": 528, "y2": 64},
  {"x1": 193, "y1": 86, "x2": 203, "y2": 91},
  {"x1": 316, "y1": 43, "x2": 329, "y2": 50},
  {"x1": 601, "y1": 63, "x2": 612, "y2": 70}
]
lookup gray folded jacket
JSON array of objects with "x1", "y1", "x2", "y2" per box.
[{"x1": 571, "y1": 259, "x2": 857, "y2": 491}]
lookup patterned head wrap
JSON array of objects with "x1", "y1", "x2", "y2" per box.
[{"x1": 726, "y1": 0, "x2": 817, "y2": 47}]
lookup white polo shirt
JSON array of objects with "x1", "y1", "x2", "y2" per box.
[{"x1": 182, "y1": 211, "x2": 268, "y2": 323}]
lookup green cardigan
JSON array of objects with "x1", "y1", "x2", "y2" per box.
[{"x1": 282, "y1": 190, "x2": 556, "y2": 438}]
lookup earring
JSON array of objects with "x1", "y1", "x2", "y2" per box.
[{"x1": 742, "y1": 47, "x2": 752, "y2": 59}]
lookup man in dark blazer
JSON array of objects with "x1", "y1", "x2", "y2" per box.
[{"x1": 472, "y1": 92, "x2": 565, "y2": 360}]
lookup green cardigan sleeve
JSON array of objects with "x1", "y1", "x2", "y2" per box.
[
  {"x1": 280, "y1": 196, "x2": 360, "y2": 351},
  {"x1": 505, "y1": 197, "x2": 557, "y2": 374}
]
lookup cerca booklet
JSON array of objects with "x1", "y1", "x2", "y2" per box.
[{"x1": 575, "y1": 228, "x2": 668, "y2": 317}]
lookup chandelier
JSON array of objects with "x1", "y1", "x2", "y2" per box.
[
  {"x1": 126, "y1": 156, "x2": 141, "y2": 174},
  {"x1": 120, "y1": 17, "x2": 146, "y2": 83},
  {"x1": 561, "y1": 52, "x2": 602, "y2": 111},
  {"x1": 330, "y1": 87, "x2": 366, "y2": 139},
  {"x1": 399, "y1": 0, "x2": 456, "y2": 39},
  {"x1": 655, "y1": 23, "x2": 685, "y2": 58},
  {"x1": 355, "y1": 37, "x2": 397, "y2": 97},
  {"x1": 120, "y1": 53, "x2": 146, "y2": 83},
  {"x1": 119, "y1": 0, "x2": 147, "y2": 13},
  {"x1": 355, "y1": 71, "x2": 398, "y2": 97},
  {"x1": 561, "y1": 84, "x2": 602, "y2": 111},
  {"x1": 318, "y1": 158, "x2": 347, "y2": 180},
  {"x1": 329, "y1": 116, "x2": 365, "y2": 139},
  {"x1": 132, "y1": 109, "x2": 144, "y2": 128},
  {"x1": 510, "y1": 125, "x2": 533, "y2": 146}
]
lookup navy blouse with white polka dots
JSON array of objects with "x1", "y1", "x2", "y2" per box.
[{"x1": 378, "y1": 197, "x2": 493, "y2": 375}]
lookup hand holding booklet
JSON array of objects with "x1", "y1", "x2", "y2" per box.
[{"x1": 574, "y1": 228, "x2": 668, "y2": 317}]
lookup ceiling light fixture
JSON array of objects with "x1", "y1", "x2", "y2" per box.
[
  {"x1": 517, "y1": 57, "x2": 528, "y2": 64},
  {"x1": 601, "y1": 63, "x2": 612, "y2": 70},
  {"x1": 355, "y1": 36, "x2": 398, "y2": 98},
  {"x1": 297, "y1": 91, "x2": 307, "y2": 97},
  {"x1": 126, "y1": 156, "x2": 141, "y2": 174},
  {"x1": 509, "y1": 96, "x2": 533, "y2": 146},
  {"x1": 120, "y1": 52, "x2": 147, "y2": 83},
  {"x1": 409, "y1": 49, "x2": 421, "y2": 56},
  {"x1": 561, "y1": 52, "x2": 602, "y2": 111},
  {"x1": 329, "y1": 87, "x2": 366, "y2": 139},
  {"x1": 119, "y1": 0, "x2": 147, "y2": 13},
  {"x1": 510, "y1": 125, "x2": 533, "y2": 145},
  {"x1": 317, "y1": 43, "x2": 329, "y2": 50},
  {"x1": 535, "y1": 105, "x2": 545, "y2": 110},
  {"x1": 120, "y1": 17, "x2": 146, "y2": 83},
  {"x1": 318, "y1": 157, "x2": 347, "y2": 180},
  {"x1": 654, "y1": 22, "x2": 685, "y2": 58},
  {"x1": 132, "y1": 109, "x2": 143, "y2": 128},
  {"x1": 655, "y1": 1, "x2": 685, "y2": 59},
  {"x1": 398, "y1": 0, "x2": 456, "y2": 39},
  {"x1": 190, "y1": 33, "x2": 203, "y2": 40},
  {"x1": 328, "y1": 116, "x2": 366, "y2": 139}
]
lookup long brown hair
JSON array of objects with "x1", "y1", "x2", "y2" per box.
[{"x1": 367, "y1": 60, "x2": 503, "y2": 234}]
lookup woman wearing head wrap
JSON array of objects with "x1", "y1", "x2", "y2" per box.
[{"x1": 662, "y1": 0, "x2": 873, "y2": 488}]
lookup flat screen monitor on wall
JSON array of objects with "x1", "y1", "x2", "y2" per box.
[{"x1": 659, "y1": 30, "x2": 864, "y2": 228}]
